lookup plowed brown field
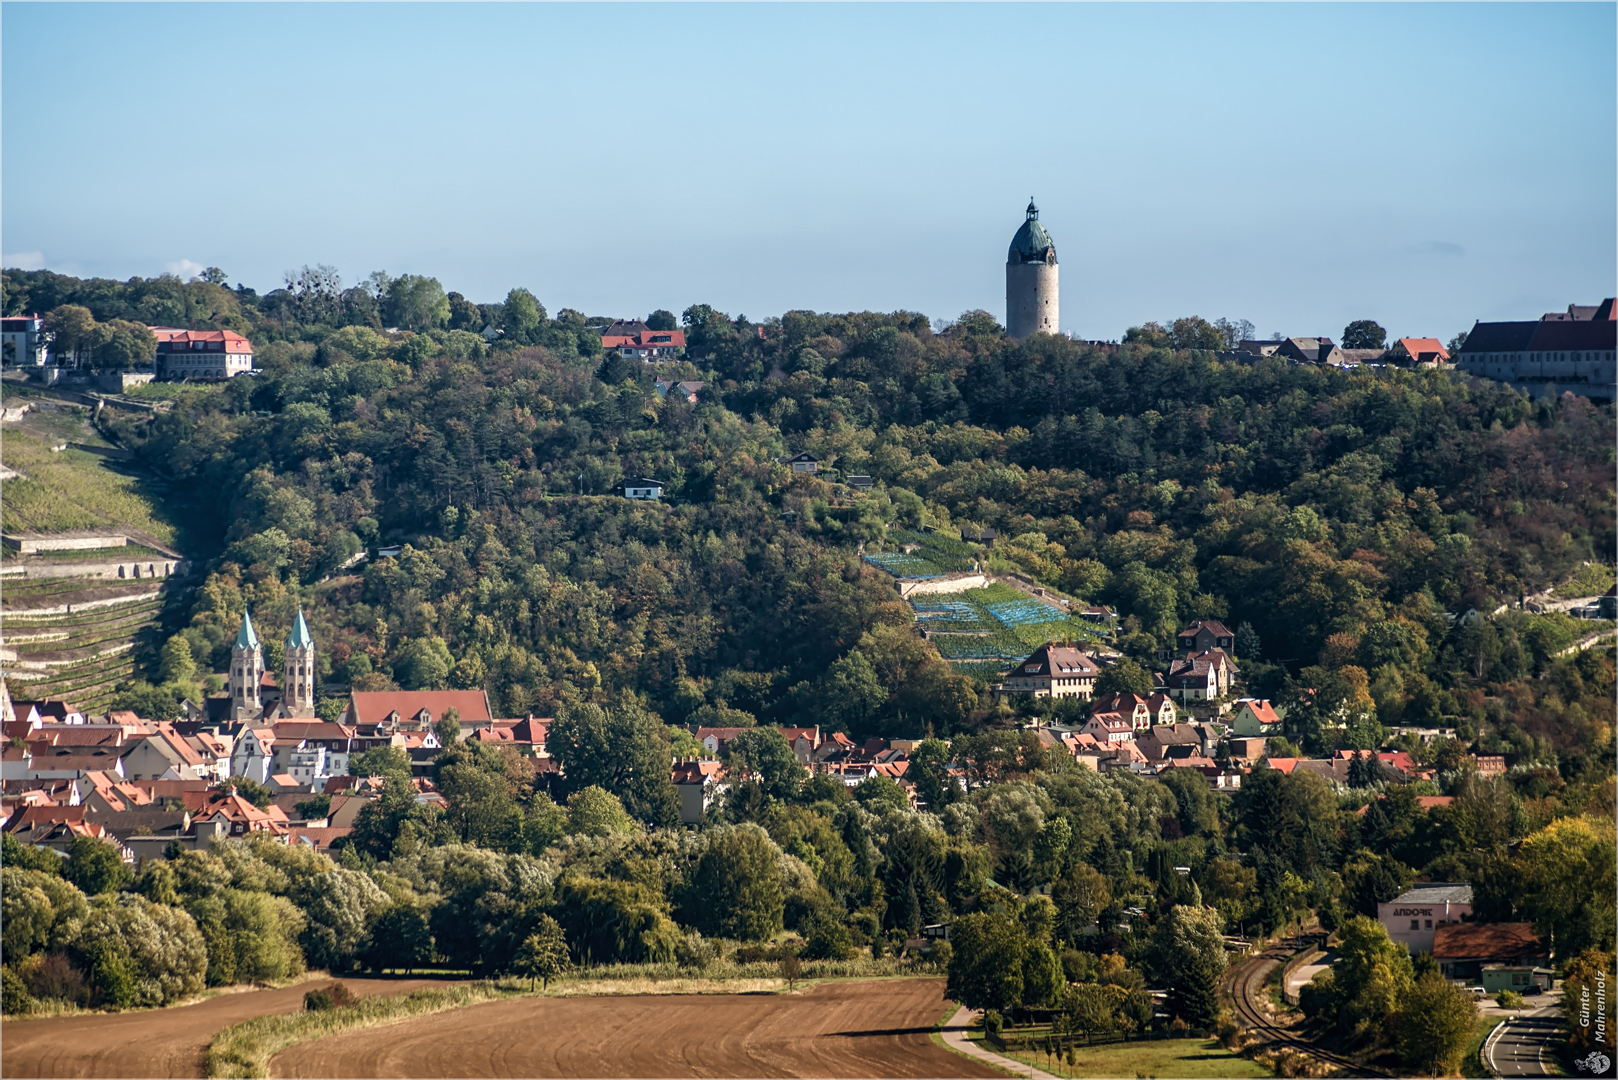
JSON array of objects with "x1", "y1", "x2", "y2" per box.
[
  {"x1": 272, "y1": 978, "x2": 996, "y2": 1079},
  {"x1": 1, "y1": 977, "x2": 454, "y2": 1080}
]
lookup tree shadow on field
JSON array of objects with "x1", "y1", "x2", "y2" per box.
[{"x1": 827, "y1": 1026, "x2": 936, "y2": 1038}]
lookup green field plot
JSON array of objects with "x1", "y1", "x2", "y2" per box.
[
  {"x1": 14, "y1": 543, "x2": 172, "y2": 562},
  {"x1": 981, "y1": 1032, "x2": 1270, "y2": 1079}
]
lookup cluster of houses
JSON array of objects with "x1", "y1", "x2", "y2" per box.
[
  {"x1": 992, "y1": 620, "x2": 1239, "y2": 712},
  {"x1": 2, "y1": 608, "x2": 1512, "y2": 881},
  {"x1": 0, "y1": 679, "x2": 533, "y2": 862},
  {"x1": 1235, "y1": 335, "x2": 1451, "y2": 368}
]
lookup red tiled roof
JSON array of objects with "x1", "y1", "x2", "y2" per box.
[
  {"x1": 1237, "y1": 699, "x2": 1282, "y2": 726},
  {"x1": 1432, "y1": 923, "x2": 1545, "y2": 961},
  {"x1": 347, "y1": 691, "x2": 493, "y2": 727},
  {"x1": 272, "y1": 721, "x2": 357, "y2": 741},
  {"x1": 601, "y1": 329, "x2": 686, "y2": 350},
  {"x1": 671, "y1": 760, "x2": 726, "y2": 784},
  {"x1": 1355, "y1": 795, "x2": 1454, "y2": 816},
  {"x1": 151, "y1": 328, "x2": 253, "y2": 353},
  {"x1": 1395, "y1": 337, "x2": 1449, "y2": 362}
]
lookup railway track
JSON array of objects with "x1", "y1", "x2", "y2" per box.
[{"x1": 1225, "y1": 944, "x2": 1386, "y2": 1077}]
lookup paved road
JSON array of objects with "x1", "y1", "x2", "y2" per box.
[
  {"x1": 1488, "y1": 1011, "x2": 1564, "y2": 1077},
  {"x1": 940, "y1": 1005, "x2": 1060, "y2": 1080}
]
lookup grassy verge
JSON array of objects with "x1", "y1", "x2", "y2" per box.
[
  {"x1": 1463, "y1": 1016, "x2": 1502, "y2": 1078},
  {"x1": 207, "y1": 983, "x2": 516, "y2": 1078},
  {"x1": 988, "y1": 1035, "x2": 1270, "y2": 1079}
]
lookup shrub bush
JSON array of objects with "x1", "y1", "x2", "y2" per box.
[
  {"x1": 19, "y1": 952, "x2": 88, "y2": 1006},
  {"x1": 304, "y1": 981, "x2": 357, "y2": 1011},
  {"x1": 1496, "y1": 989, "x2": 1525, "y2": 1009},
  {"x1": 2, "y1": 966, "x2": 34, "y2": 1014}
]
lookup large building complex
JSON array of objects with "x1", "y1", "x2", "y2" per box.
[
  {"x1": 1454, "y1": 299, "x2": 1616, "y2": 400},
  {"x1": 1006, "y1": 199, "x2": 1059, "y2": 339},
  {"x1": 154, "y1": 328, "x2": 254, "y2": 379},
  {"x1": 1377, "y1": 882, "x2": 1473, "y2": 955}
]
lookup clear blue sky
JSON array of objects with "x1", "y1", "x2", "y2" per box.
[{"x1": 4, "y1": 3, "x2": 1613, "y2": 342}]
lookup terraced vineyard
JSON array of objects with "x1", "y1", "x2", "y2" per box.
[
  {"x1": 863, "y1": 528, "x2": 981, "y2": 578},
  {"x1": 1, "y1": 385, "x2": 200, "y2": 712},
  {"x1": 912, "y1": 582, "x2": 1107, "y2": 668}
]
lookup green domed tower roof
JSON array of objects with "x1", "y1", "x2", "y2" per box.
[{"x1": 1008, "y1": 198, "x2": 1057, "y2": 264}]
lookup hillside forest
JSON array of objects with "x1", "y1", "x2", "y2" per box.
[{"x1": 2, "y1": 268, "x2": 1614, "y2": 1065}]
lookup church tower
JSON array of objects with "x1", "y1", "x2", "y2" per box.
[
  {"x1": 229, "y1": 611, "x2": 265, "y2": 718},
  {"x1": 283, "y1": 608, "x2": 317, "y2": 717},
  {"x1": 1006, "y1": 198, "x2": 1059, "y2": 339}
]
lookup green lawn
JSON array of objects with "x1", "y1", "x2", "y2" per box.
[
  {"x1": 13, "y1": 543, "x2": 171, "y2": 562},
  {"x1": 0, "y1": 429, "x2": 178, "y2": 544},
  {"x1": 974, "y1": 1034, "x2": 1269, "y2": 1079}
]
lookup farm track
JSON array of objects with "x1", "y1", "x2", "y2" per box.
[
  {"x1": 1226, "y1": 946, "x2": 1384, "y2": 1077},
  {"x1": 0, "y1": 977, "x2": 457, "y2": 1080},
  {"x1": 270, "y1": 977, "x2": 995, "y2": 1079}
]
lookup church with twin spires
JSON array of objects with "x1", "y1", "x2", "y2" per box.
[{"x1": 228, "y1": 608, "x2": 317, "y2": 720}]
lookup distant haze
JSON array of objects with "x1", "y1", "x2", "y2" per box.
[{"x1": 3, "y1": 3, "x2": 1613, "y2": 343}]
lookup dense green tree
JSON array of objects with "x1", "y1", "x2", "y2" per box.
[
  {"x1": 2, "y1": 867, "x2": 88, "y2": 963},
  {"x1": 365, "y1": 902, "x2": 436, "y2": 974},
  {"x1": 1396, "y1": 972, "x2": 1476, "y2": 1077},
  {"x1": 293, "y1": 867, "x2": 388, "y2": 972},
  {"x1": 1342, "y1": 851, "x2": 1415, "y2": 917},
  {"x1": 908, "y1": 738, "x2": 959, "y2": 811},
  {"x1": 1051, "y1": 862, "x2": 1112, "y2": 941},
  {"x1": 817, "y1": 650, "x2": 888, "y2": 732},
  {"x1": 1341, "y1": 320, "x2": 1388, "y2": 349},
  {"x1": 548, "y1": 702, "x2": 679, "y2": 827},
  {"x1": 515, "y1": 915, "x2": 569, "y2": 988},
  {"x1": 946, "y1": 909, "x2": 1026, "y2": 1013},
  {"x1": 551, "y1": 875, "x2": 677, "y2": 966},
  {"x1": 566, "y1": 786, "x2": 634, "y2": 837},
  {"x1": 1166, "y1": 950, "x2": 1223, "y2": 1028},
  {"x1": 1094, "y1": 658, "x2": 1154, "y2": 697},
  {"x1": 158, "y1": 635, "x2": 196, "y2": 684},
  {"x1": 383, "y1": 275, "x2": 450, "y2": 332},
  {"x1": 66, "y1": 837, "x2": 130, "y2": 896},
  {"x1": 1145, "y1": 904, "x2": 1226, "y2": 991},
  {"x1": 348, "y1": 745, "x2": 412, "y2": 780},
  {"x1": 723, "y1": 727, "x2": 806, "y2": 801},
  {"x1": 2, "y1": 832, "x2": 64, "y2": 876},
  {"x1": 681, "y1": 827, "x2": 784, "y2": 942}
]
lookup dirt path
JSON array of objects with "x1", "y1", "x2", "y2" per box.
[
  {"x1": 272, "y1": 977, "x2": 998, "y2": 1079},
  {"x1": 1, "y1": 976, "x2": 456, "y2": 1080}
]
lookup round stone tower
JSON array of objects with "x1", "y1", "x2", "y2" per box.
[{"x1": 1006, "y1": 198, "x2": 1059, "y2": 339}]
